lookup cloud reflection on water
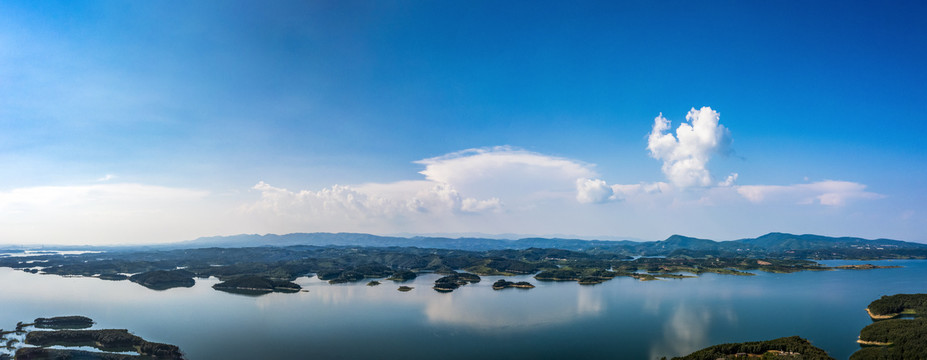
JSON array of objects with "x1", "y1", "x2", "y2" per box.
[
  {"x1": 253, "y1": 274, "x2": 606, "y2": 331},
  {"x1": 648, "y1": 302, "x2": 738, "y2": 359}
]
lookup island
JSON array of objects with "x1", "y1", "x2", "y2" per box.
[
  {"x1": 397, "y1": 286, "x2": 413, "y2": 292},
  {"x1": 128, "y1": 270, "x2": 195, "y2": 290},
  {"x1": 33, "y1": 316, "x2": 93, "y2": 329},
  {"x1": 15, "y1": 348, "x2": 166, "y2": 359},
  {"x1": 367, "y1": 280, "x2": 380, "y2": 286},
  {"x1": 5, "y1": 316, "x2": 185, "y2": 360},
  {"x1": 669, "y1": 336, "x2": 834, "y2": 360},
  {"x1": 212, "y1": 275, "x2": 301, "y2": 295},
  {"x1": 433, "y1": 273, "x2": 480, "y2": 292},
  {"x1": 24, "y1": 329, "x2": 183, "y2": 359},
  {"x1": 491, "y1": 279, "x2": 535, "y2": 290},
  {"x1": 834, "y1": 264, "x2": 902, "y2": 270}
]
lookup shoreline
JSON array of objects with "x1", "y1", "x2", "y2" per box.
[
  {"x1": 865, "y1": 307, "x2": 898, "y2": 320},
  {"x1": 857, "y1": 338, "x2": 892, "y2": 346}
]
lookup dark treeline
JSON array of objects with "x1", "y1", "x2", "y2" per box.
[
  {"x1": 852, "y1": 318, "x2": 927, "y2": 359},
  {"x1": 212, "y1": 275, "x2": 301, "y2": 294},
  {"x1": 669, "y1": 336, "x2": 834, "y2": 360},
  {"x1": 851, "y1": 294, "x2": 927, "y2": 359},
  {"x1": 25, "y1": 329, "x2": 182, "y2": 359},
  {"x1": 867, "y1": 294, "x2": 927, "y2": 317}
]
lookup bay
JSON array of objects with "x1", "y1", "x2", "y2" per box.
[{"x1": 1, "y1": 259, "x2": 924, "y2": 359}]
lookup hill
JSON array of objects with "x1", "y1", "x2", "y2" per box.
[{"x1": 161, "y1": 232, "x2": 927, "y2": 258}]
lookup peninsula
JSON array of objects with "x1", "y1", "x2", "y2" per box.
[{"x1": 852, "y1": 294, "x2": 927, "y2": 359}]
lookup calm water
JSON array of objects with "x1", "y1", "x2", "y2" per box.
[{"x1": 0, "y1": 259, "x2": 925, "y2": 359}]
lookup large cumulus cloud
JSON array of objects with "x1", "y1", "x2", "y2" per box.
[
  {"x1": 247, "y1": 147, "x2": 597, "y2": 230},
  {"x1": 647, "y1": 107, "x2": 732, "y2": 188}
]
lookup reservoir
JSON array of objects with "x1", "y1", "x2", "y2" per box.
[{"x1": 0, "y1": 259, "x2": 923, "y2": 359}]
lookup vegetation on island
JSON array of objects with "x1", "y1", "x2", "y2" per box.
[
  {"x1": 866, "y1": 294, "x2": 927, "y2": 319},
  {"x1": 669, "y1": 336, "x2": 834, "y2": 360},
  {"x1": 128, "y1": 270, "x2": 195, "y2": 290},
  {"x1": 15, "y1": 347, "x2": 163, "y2": 359},
  {"x1": 851, "y1": 318, "x2": 927, "y2": 359},
  {"x1": 834, "y1": 264, "x2": 901, "y2": 270},
  {"x1": 387, "y1": 270, "x2": 417, "y2": 282},
  {"x1": 98, "y1": 273, "x2": 129, "y2": 281},
  {"x1": 397, "y1": 286, "x2": 413, "y2": 292},
  {"x1": 26, "y1": 329, "x2": 183, "y2": 357},
  {"x1": 433, "y1": 273, "x2": 481, "y2": 292},
  {"x1": 212, "y1": 275, "x2": 301, "y2": 295},
  {"x1": 4, "y1": 316, "x2": 185, "y2": 359},
  {"x1": 24, "y1": 329, "x2": 182, "y2": 359},
  {"x1": 367, "y1": 280, "x2": 380, "y2": 286},
  {"x1": 491, "y1": 279, "x2": 534, "y2": 290},
  {"x1": 33, "y1": 316, "x2": 94, "y2": 330}
]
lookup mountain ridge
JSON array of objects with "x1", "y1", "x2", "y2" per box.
[{"x1": 160, "y1": 231, "x2": 926, "y2": 255}]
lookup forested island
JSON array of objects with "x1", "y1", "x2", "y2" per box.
[
  {"x1": 128, "y1": 270, "x2": 195, "y2": 290},
  {"x1": 32, "y1": 316, "x2": 93, "y2": 330},
  {"x1": 212, "y1": 275, "x2": 301, "y2": 295},
  {"x1": 491, "y1": 279, "x2": 535, "y2": 290},
  {"x1": 0, "y1": 316, "x2": 184, "y2": 360},
  {"x1": 433, "y1": 273, "x2": 481, "y2": 292}
]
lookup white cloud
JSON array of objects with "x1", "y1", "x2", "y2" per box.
[
  {"x1": 736, "y1": 180, "x2": 883, "y2": 206},
  {"x1": 96, "y1": 174, "x2": 116, "y2": 182},
  {"x1": 248, "y1": 180, "x2": 501, "y2": 219},
  {"x1": 611, "y1": 182, "x2": 673, "y2": 199},
  {"x1": 576, "y1": 178, "x2": 615, "y2": 204},
  {"x1": 647, "y1": 107, "x2": 732, "y2": 187},
  {"x1": 717, "y1": 173, "x2": 738, "y2": 187},
  {"x1": 246, "y1": 147, "x2": 598, "y2": 230},
  {"x1": 416, "y1": 146, "x2": 596, "y2": 200}
]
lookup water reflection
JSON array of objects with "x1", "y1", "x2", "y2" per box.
[
  {"x1": 648, "y1": 302, "x2": 738, "y2": 359},
  {"x1": 243, "y1": 274, "x2": 605, "y2": 330},
  {"x1": 2, "y1": 261, "x2": 926, "y2": 360},
  {"x1": 576, "y1": 286, "x2": 603, "y2": 315},
  {"x1": 421, "y1": 285, "x2": 604, "y2": 330}
]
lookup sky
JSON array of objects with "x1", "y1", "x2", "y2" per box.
[{"x1": 1, "y1": 1, "x2": 925, "y2": 245}]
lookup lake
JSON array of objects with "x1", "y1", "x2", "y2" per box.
[{"x1": 0, "y1": 259, "x2": 924, "y2": 359}]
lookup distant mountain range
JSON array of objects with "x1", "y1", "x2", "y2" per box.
[{"x1": 159, "y1": 232, "x2": 927, "y2": 256}]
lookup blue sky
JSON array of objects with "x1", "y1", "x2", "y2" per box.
[{"x1": 1, "y1": 1, "x2": 925, "y2": 244}]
